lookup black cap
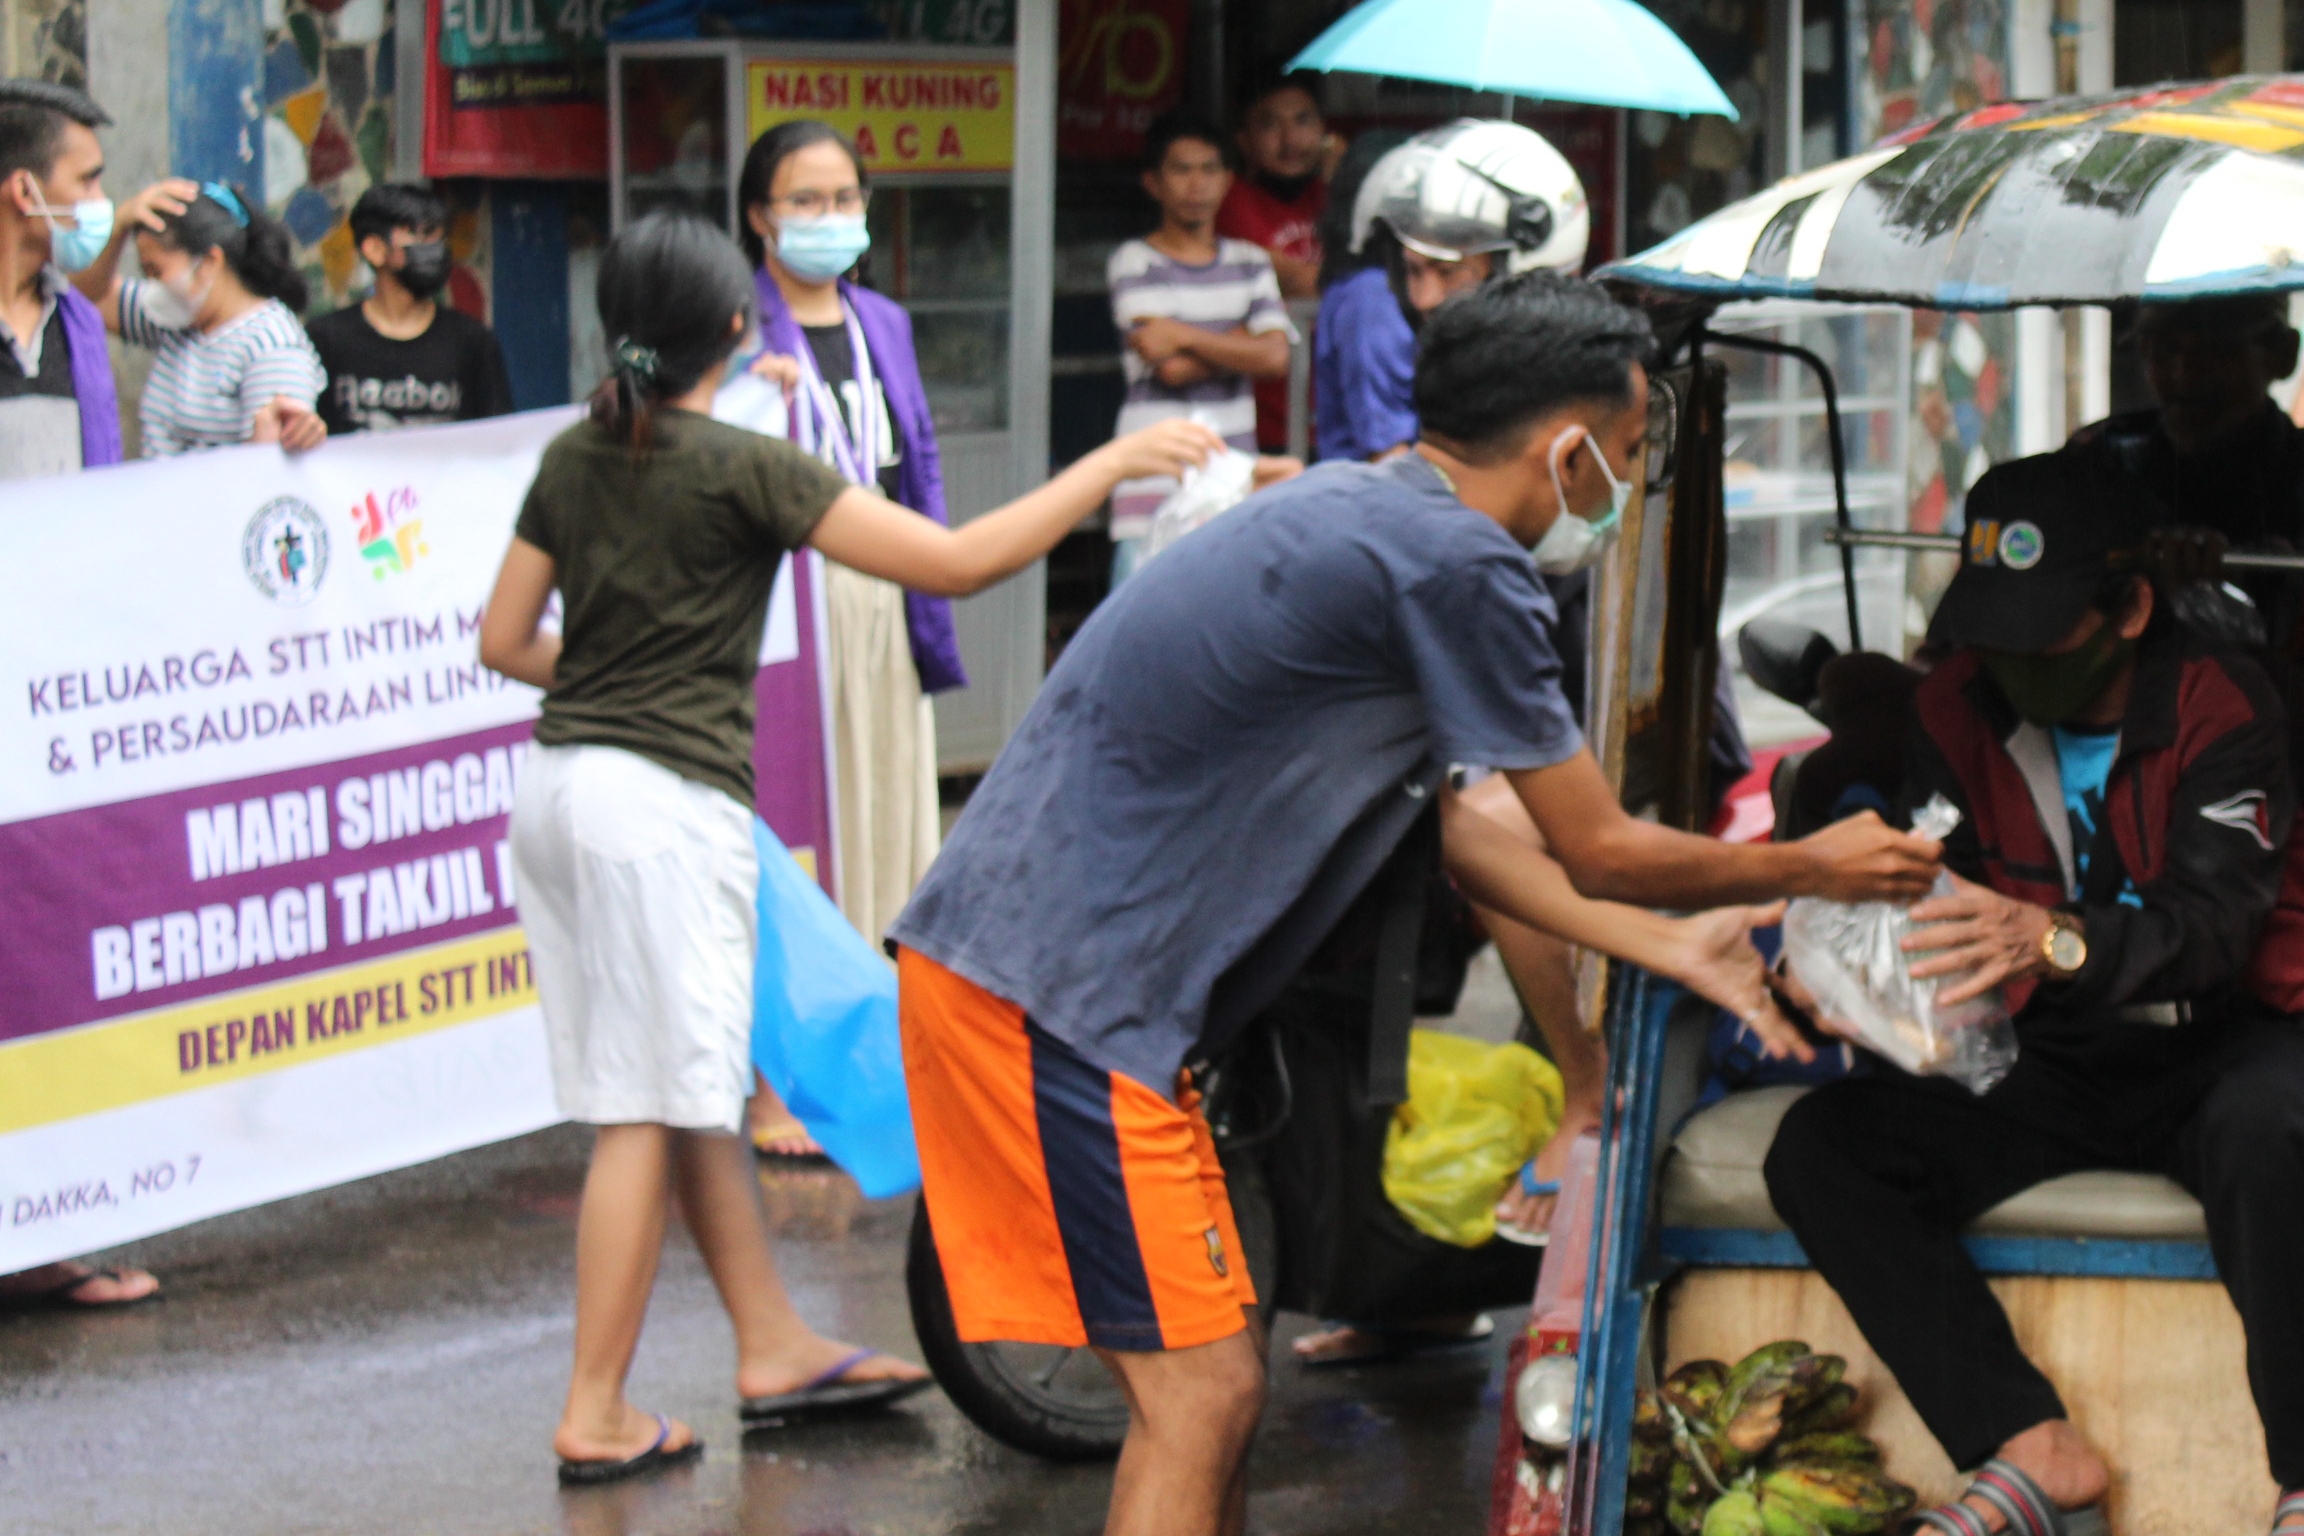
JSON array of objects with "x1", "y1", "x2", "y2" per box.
[{"x1": 1931, "y1": 453, "x2": 2153, "y2": 653}]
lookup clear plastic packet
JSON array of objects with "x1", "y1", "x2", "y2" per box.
[
  {"x1": 1141, "y1": 447, "x2": 1258, "y2": 565},
  {"x1": 1780, "y1": 795, "x2": 2019, "y2": 1094}
]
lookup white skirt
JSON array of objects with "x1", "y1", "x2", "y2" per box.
[{"x1": 510, "y1": 743, "x2": 759, "y2": 1133}]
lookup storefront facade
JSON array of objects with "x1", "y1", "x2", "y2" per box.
[{"x1": 23, "y1": 0, "x2": 2298, "y2": 750}]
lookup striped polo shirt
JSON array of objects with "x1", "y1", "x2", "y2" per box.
[
  {"x1": 120, "y1": 279, "x2": 326, "y2": 457},
  {"x1": 1106, "y1": 237, "x2": 1293, "y2": 538}
]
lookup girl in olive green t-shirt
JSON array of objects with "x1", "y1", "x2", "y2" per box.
[{"x1": 479, "y1": 208, "x2": 1220, "y2": 1485}]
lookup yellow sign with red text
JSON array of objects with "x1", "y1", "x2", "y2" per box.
[
  {"x1": 745, "y1": 58, "x2": 1015, "y2": 174},
  {"x1": 0, "y1": 926, "x2": 537, "y2": 1136}
]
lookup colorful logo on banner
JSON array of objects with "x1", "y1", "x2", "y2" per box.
[
  {"x1": 745, "y1": 58, "x2": 1015, "y2": 173},
  {"x1": 1057, "y1": 0, "x2": 1187, "y2": 161},
  {"x1": 241, "y1": 498, "x2": 331, "y2": 607},
  {"x1": 352, "y1": 488, "x2": 429, "y2": 580}
]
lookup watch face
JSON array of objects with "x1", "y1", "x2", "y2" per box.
[{"x1": 2047, "y1": 926, "x2": 2087, "y2": 971}]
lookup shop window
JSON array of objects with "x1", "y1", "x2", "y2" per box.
[{"x1": 2115, "y1": 0, "x2": 2243, "y2": 83}]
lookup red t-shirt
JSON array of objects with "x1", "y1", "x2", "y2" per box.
[{"x1": 1217, "y1": 178, "x2": 1327, "y2": 451}]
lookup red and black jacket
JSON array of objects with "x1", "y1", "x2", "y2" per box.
[{"x1": 1907, "y1": 625, "x2": 2294, "y2": 1022}]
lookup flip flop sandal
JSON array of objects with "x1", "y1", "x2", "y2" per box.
[
  {"x1": 739, "y1": 1348, "x2": 934, "y2": 1425},
  {"x1": 749, "y1": 1119, "x2": 830, "y2": 1163},
  {"x1": 1907, "y1": 1458, "x2": 2109, "y2": 1536},
  {"x1": 1495, "y1": 1168, "x2": 1561, "y2": 1248},
  {"x1": 2273, "y1": 1489, "x2": 2304, "y2": 1535},
  {"x1": 0, "y1": 1266, "x2": 161, "y2": 1313},
  {"x1": 1296, "y1": 1314, "x2": 1498, "y2": 1371},
  {"x1": 556, "y1": 1413, "x2": 703, "y2": 1487}
]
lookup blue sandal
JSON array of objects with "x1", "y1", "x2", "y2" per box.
[
  {"x1": 556, "y1": 1412, "x2": 703, "y2": 1487},
  {"x1": 739, "y1": 1348, "x2": 933, "y2": 1424},
  {"x1": 1495, "y1": 1163, "x2": 1561, "y2": 1247}
]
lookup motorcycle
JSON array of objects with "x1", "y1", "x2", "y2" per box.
[{"x1": 903, "y1": 807, "x2": 1546, "y2": 1460}]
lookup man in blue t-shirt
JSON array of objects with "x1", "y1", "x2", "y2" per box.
[{"x1": 890, "y1": 273, "x2": 1941, "y2": 1536}]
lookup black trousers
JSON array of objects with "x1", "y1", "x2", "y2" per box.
[{"x1": 1762, "y1": 1018, "x2": 2304, "y2": 1486}]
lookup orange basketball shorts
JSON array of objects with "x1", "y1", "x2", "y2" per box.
[{"x1": 896, "y1": 947, "x2": 1257, "y2": 1352}]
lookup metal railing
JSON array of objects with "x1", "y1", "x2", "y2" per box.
[{"x1": 1822, "y1": 526, "x2": 2304, "y2": 572}]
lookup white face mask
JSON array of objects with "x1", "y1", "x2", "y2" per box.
[
  {"x1": 1530, "y1": 425, "x2": 1632, "y2": 575},
  {"x1": 142, "y1": 256, "x2": 214, "y2": 331}
]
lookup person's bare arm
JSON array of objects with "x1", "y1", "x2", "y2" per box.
[
  {"x1": 1154, "y1": 354, "x2": 1217, "y2": 388},
  {"x1": 476, "y1": 538, "x2": 561, "y2": 689},
  {"x1": 1442, "y1": 784, "x2": 1808, "y2": 1058},
  {"x1": 1509, "y1": 749, "x2": 1941, "y2": 907},
  {"x1": 808, "y1": 418, "x2": 1222, "y2": 596},
  {"x1": 70, "y1": 177, "x2": 196, "y2": 328},
  {"x1": 1174, "y1": 321, "x2": 1290, "y2": 380},
  {"x1": 250, "y1": 396, "x2": 327, "y2": 453}
]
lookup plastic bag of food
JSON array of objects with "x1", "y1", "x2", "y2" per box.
[
  {"x1": 1141, "y1": 447, "x2": 1258, "y2": 564},
  {"x1": 1381, "y1": 1029, "x2": 1565, "y2": 1247},
  {"x1": 1780, "y1": 795, "x2": 2018, "y2": 1095}
]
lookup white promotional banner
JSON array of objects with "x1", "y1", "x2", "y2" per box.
[{"x1": 0, "y1": 411, "x2": 583, "y2": 1271}]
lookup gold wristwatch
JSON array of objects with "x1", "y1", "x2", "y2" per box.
[{"x1": 2040, "y1": 912, "x2": 2088, "y2": 977}]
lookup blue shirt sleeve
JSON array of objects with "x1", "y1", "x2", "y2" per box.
[
  {"x1": 1396, "y1": 555, "x2": 1584, "y2": 770},
  {"x1": 1317, "y1": 271, "x2": 1420, "y2": 462}
]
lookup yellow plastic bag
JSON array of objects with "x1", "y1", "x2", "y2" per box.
[{"x1": 1380, "y1": 1028, "x2": 1566, "y2": 1248}]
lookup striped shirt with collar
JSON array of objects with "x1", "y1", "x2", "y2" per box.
[
  {"x1": 121, "y1": 278, "x2": 326, "y2": 457},
  {"x1": 1105, "y1": 237, "x2": 1293, "y2": 537}
]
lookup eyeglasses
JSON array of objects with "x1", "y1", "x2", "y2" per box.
[{"x1": 769, "y1": 187, "x2": 869, "y2": 218}]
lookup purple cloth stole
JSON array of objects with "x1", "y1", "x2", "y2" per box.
[
  {"x1": 753, "y1": 270, "x2": 968, "y2": 695},
  {"x1": 56, "y1": 285, "x2": 121, "y2": 468}
]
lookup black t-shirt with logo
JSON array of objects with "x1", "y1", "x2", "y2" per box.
[
  {"x1": 801, "y1": 322, "x2": 903, "y2": 499},
  {"x1": 307, "y1": 302, "x2": 515, "y2": 435}
]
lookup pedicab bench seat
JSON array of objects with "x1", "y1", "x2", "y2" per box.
[{"x1": 1656, "y1": 1086, "x2": 2217, "y2": 1279}]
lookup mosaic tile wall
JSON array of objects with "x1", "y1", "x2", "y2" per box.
[
  {"x1": 1, "y1": 0, "x2": 86, "y2": 87},
  {"x1": 255, "y1": 0, "x2": 493, "y2": 318}
]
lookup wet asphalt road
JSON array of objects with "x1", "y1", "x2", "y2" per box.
[{"x1": 0, "y1": 958, "x2": 1529, "y2": 1536}]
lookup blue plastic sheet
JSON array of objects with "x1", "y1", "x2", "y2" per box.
[{"x1": 750, "y1": 818, "x2": 919, "y2": 1199}]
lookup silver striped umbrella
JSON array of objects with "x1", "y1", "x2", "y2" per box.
[{"x1": 1600, "y1": 74, "x2": 2304, "y2": 309}]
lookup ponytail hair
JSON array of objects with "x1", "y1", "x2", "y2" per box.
[
  {"x1": 153, "y1": 182, "x2": 309, "y2": 314},
  {"x1": 588, "y1": 208, "x2": 757, "y2": 450}
]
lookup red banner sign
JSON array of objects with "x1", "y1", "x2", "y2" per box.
[
  {"x1": 423, "y1": 0, "x2": 617, "y2": 180},
  {"x1": 1057, "y1": 0, "x2": 1190, "y2": 162}
]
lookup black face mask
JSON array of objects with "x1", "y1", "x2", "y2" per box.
[
  {"x1": 395, "y1": 240, "x2": 451, "y2": 300},
  {"x1": 1981, "y1": 622, "x2": 2136, "y2": 727},
  {"x1": 1254, "y1": 168, "x2": 1318, "y2": 203}
]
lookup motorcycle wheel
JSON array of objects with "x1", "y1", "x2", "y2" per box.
[{"x1": 904, "y1": 1151, "x2": 1279, "y2": 1461}]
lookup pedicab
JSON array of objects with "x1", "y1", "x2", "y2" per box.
[{"x1": 1479, "y1": 72, "x2": 2304, "y2": 1536}]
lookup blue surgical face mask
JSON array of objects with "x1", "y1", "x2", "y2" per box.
[
  {"x1": 775, "y1": 212, "x2": 872, "y2": 283},
  {"x1": 28, "y1": 189, "x2": 114, "y2": 273}
]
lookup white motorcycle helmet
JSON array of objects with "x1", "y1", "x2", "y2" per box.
[{"x1": 1351, "y1": 118, "x2": 1590, "y2": 275}]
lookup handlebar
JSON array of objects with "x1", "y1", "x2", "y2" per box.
[{"x1": 1821, "y1": 526, "x2": 2304, "y2": 572}]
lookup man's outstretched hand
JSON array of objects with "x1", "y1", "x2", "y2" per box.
[
  {"x1": 1665, "y1": 899, "x2": 1814, "y2": 1063},
  {"x1": 1793, "y1": 811, "x2": 1942, "y2": 903}
]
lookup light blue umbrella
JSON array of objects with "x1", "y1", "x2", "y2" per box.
[{"x1": 1287, "y1": 0, "x2": 1737, "y2": 119}]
